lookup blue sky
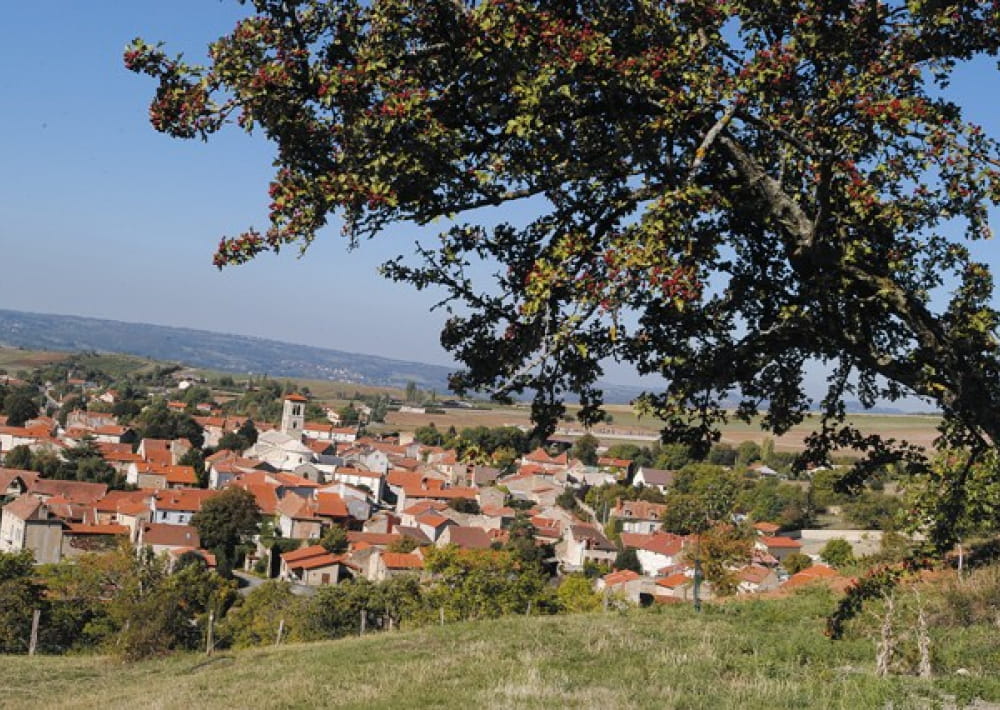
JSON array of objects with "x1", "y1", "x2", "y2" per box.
[{"x1": 1, "y1": 3, "x2": 998, "y2": 395}]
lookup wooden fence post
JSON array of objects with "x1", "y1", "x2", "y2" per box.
[
  {"x1": 28, "y1": 609, "x2": 40, "y2": 656},
  {"x1": 206, "y1": 611, "x2": 215, "y2": 656}
]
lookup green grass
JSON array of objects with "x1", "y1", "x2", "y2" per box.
[{"x1": 5, "y1": 589, "x2": 998, "y2": 709}]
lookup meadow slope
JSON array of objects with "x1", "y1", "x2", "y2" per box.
[{"x1": 4, "y1": 589, "x2": 998, "y2": 710}]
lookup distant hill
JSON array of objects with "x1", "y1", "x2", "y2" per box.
[
  {"x1": 0, "y1": 308, "x2": 656, "y2": 402},
  {"x1": 0, "y1": 309, "x2": 458, "y2": 392}
]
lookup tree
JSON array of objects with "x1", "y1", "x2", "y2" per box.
[
  {"x1": 3, "y1": 445, "x2": 33, "y2": 471},
  {"x1": 447, "y1": 497, "x2": 480, "y2": 514},
  {"x1": 685, "y1": 524, "x2": 753, "y2": 597},
  {"x1": 556, "y1": 574, "x2": 601, "y2": 613},
  {"x1": 218, "y1": 430, "x2": 249, "y2": 453},
  {"x1": 0, "y1": 551, "x2": 44, "y2": 653},
  {"x1": 570, "y1": 433, "x2": 599, "y2": 466},
  {"x1": 707, "y1": 444, "x2": 737, "y2": 467},
  {"x1": 236, "y1": 418, "x2": 259, "y2": 446},
  {"x1": 842, "y1": 491, "x2": 902, "y2": 530},
  {"x1": 318, "y1": 524, "x2": 348, "y2": 554},
  {"x1": 129, "y1": 3, "x2": 1000, "y2": 547},
  {"x1": 736, "y1": 441, "x2": 761, "y2": 468},
  {"x1": 655, "y1": 443, "x2": 693, "y2": 471},
  {"x1": 179, "y1": 447, "x2": 208, "y2": 488},
  {"x1": 413, "y1": 423, "x2": 445, "y2": 446},
  {"x1": 613, "y1": 547, "x2": 641, "y2": 574},
  {"x1": 191, "y1": 488, "x2": 261, "y2": 574},
  {"x1": 820, "y1": 538, "x2": 855, "y2": 569},
  {"x1": 220, "y1": 580, "x2": 306, "y2": 648},
  {"x1": 3, "y1": 392, "x2": 38, "y2": 427},
  {"x1": 782, "y1": 552, "x2": 813, "y2": 576},
  {"x1": 663, "y1": 465, "x2": 751, "y2": 535},
  {"x1": 422, "y1": 546, "x2": 552, "y2": 621}
]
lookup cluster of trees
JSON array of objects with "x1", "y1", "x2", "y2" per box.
[
  {"x1": 0, "y1": 522, "x2": 600, "y2": 659},
  {"x1": 593, "y1": 438, "x2": 799, "y2": 476},
  {"x1": 5, "y1": 441, "x2": 124, "y2": 488},
  {"x1": 413, "y1": 424, "x2": 537, "y2": 468},
  {"x1": 0, "y1": 383, "x2": 40, "y2": 427},
  {"x1": 133, "y1": 400, "x2": 206, "y2": 448},
  {"x1": 0, "y1": 547, "x2": 236, "y2": 659}
]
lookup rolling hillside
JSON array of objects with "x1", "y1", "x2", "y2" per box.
[
  {"x1": 5, "y1": 589, "x2": 998, "y2": 709},
  {"x1": 0, "y1": 309, "x2": 653, "y2": 403}
]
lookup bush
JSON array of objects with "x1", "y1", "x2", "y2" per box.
[
  {"x1": 782, "y1": 553, "x2": 813, "y2": 575},
  {"x1": 819, "y1": 538, "x2": 855, "y2": 568}
]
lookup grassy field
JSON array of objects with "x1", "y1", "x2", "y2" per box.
[{"x1": 4, "y1": 587, "x2": 998, "y2": 709}]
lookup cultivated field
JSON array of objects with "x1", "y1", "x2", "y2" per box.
[{"x1": 386, "y1": 404, "x2": 943, "y2": 453}]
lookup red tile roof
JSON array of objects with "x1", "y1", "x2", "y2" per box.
[
  {"x1": 762, "y1": 536, "x2": 803, "y2": 549},
  {"x1": 64, "y1": 523, "x2": 128, "y2": 536},
  {"x1": 382, "y1": 552, "x2": 424, "y2": 569},
  {"x1": 154, "y1": 489, "x2": 218, "y2": 512},
  {"x1": 656, "y1": 572, "x2": 692, "y2": 589},
  {"x1": 603, "y1": 569, "x2": 641, "y2": 586},
  {"x1": 280, "y1": 544, "x2": 328, "y2": 563},
  {"x1": 782, "y1": 564, "x2": 841, "y2": 589}
]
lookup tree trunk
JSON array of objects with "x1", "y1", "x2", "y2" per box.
[{"x1": 916, "y1": 591, "x2": 932, "y2": 678}]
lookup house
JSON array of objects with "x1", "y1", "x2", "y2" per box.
[
  {"x1": 138, "y1": 438, "x2": 191, "y2": 466},
  {"x1": 127, "y1": 462, "x2": 198, "y2": 489},
  {"x1": 276, "y1": 493, "x2": 326, "y2": 540},
  {"x1": 437, "y1": 525, "x2": 493, "y2": 550},
  {"x1": 611, "y1": 499, "x2": 667, "y2": 534},
  {"x1": 756, "y1": 535, "x2": 803, "y2": 563},
  {"x1": 280, "y1": 544, "x2": 357, "y2": 586},
  {"x1": 327, "y1": 467, "x2": 384, "y2": 500},
  {"x1": 753, "y1": 521, "x2": 782, "y2": 536},
  {"x1": 151, "y1": 489, "x2": 219, "y2": 526},
  {"x1": 654, "y1": 571, "x2": 696, "y2": 600},
  {"x1": 370, "y1": 550, "x2": 424, "y2": 580},
  {"x1": 330, "y1": 427, "x2": 358, "y2": 444},
  {"x1": 302, "y1": 421, "x2": 336, "y2": 441},
  {"x1": 0, "y1": 494, "x2": 64, "y2": 563},
  {"x1": 737, "y1": 564, "x2": 781, "y2": 594},
  {"x1": 28, "y1": 479, "x2": 107, "y2": 505},
  {"x1": 91, "y1": 490, "x2": 154, "y2": 529},
  {"x1": 558, "y1": 524, "x2": 617, "y2": 570},
  {"x1": 395, "y1": 482, "x2": 479, "y2": 514},
  {"x1": 247, "y1": 429, "x2": 315, "y2": 471},
  {"x1": 597, "y1": 569, "x2": 650, "y2": 605},
  {"x1": 471, "y1": 465, "x2": 502, "y2": 488},
  {"x1": 65, "y1": 410, "x2": 117, "y2": 430},
  {"x1": 61, "y1": 523, "x2": 129, "y2": 558},
  {"x1": 0, "y1": 468, "x2": 40, "y2": 500},
  {"x1": 137, "y1": 522, "x2": 201, "y2": 555},
  {"x1": 413, "y1": 509, "x2": 456, "y2": 542},
  {"x1": 632, "y1": 467, "x2": 676, "y2": 494},
  {"x1": 620, "y1": 531, "x2": 686, "y2": 576},
  {"x1": 347, "y1": 531, "x2": 404, "y2": 551}
]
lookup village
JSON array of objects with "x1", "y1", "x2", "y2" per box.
[{"x1": 0, "y1": 363, "x2": 876, "y2": 613}]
